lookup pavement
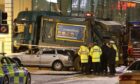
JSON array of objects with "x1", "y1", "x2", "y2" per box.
[
  {"x1": 27, "y1": 66, "x2": 125, "y2": 75},
  {"x1": 27, "y1": 67, "x2": 81, "y2": 75}
]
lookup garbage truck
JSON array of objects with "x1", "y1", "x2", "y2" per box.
[
  {"x1": 13, "y1": 10, "x2": 101, "y2": 70},
  {"x1": 13, "y1": 10, "x2": 124, "y2": 70},
  {"x1": 12, "y1": 0, "x2": 124, "y2": 70}
]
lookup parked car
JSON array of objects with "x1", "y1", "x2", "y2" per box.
[
  {"x1": 9, "y1": 48, "x2": 74, "y2": 71},
  {"x1": 0, "y1": 54, "x2": 31, "y2": 84},
  {"x1": 119, "y1": 59, "x2": 140, "y2": 84}
]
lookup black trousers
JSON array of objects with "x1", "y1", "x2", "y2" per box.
[
  {"x1": 123, "y1": 54, "x2": 128, "y2": 66},
  {"x1": 81, "y1": 63, "x2": 88, "y2": 74},
  {"x1": 92, "y1": 62, "x2": 101, "y2": 74},
  {"x1": 87, "y1": 56, "x2": 92, "y2": 73},
  {"x1": 101, "y1": 59, "x2": 108, "y2": 74},
  {"x1": 108, "y1": 63, "x2": 116, "y2": 75}
]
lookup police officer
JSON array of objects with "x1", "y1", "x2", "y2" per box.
[
  {"x1": 100, "y1": 41, "x2": 110, "y2": 75},
  {"x1": 78, "y1": 44, "x2": 89, "y2": 74},
  {"x1": 90, "y1": 42, "x2": 102, "y2": 75},
  {"x1": 111, "y1": 41, "x2": 119, "y2": 65},
  {"x1": 87, "y1": 43, "x2": 94, "y2": 74},
  {"x1": 108, "y1": 41, "x2": 116, "y2": 76}
]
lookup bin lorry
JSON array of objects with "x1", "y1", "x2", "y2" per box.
[
  {"x1": 13, "y1": 10, "x2": 123, "y2": 70},
  {"x1": 13, "y1": 11, "x2": 101, "y2": 70}
]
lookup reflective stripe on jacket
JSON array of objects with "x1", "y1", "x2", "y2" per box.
[
  {"x1": 112, "y1": 44, "x2": 119, "y2": 61},
  {"x1": 78, "y1": 45, "x2": 89, "y2": 63},
  {"x1": 90, "y1": 45, "x2": 102, "y2": 62}
]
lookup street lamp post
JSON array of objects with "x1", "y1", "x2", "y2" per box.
[
  {"x1": 125, "y1": 0, "x2": 137, "y2": 48},
  {"x1": 126, "y1": 0, "x2": 136, "y2": 22}
]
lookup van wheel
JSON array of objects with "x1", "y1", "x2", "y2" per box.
[
  {"x1": 3, "y1": 76, "x2": 9, "y2": 84},
  {"x1": 53, "y1": 61, "x2": 63, "y2": 71}
]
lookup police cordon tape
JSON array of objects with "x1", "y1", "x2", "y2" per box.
[{"x1": 15, "y1": 43, "x2": 79, "y2": 50}]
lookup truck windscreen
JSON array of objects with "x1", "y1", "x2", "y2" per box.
[
  {"x1": 131, "y1": 27, "x2": 140, "y2": 41},
  {"x1": 13, "y1": 23, "x2": 32, "y2": 44}
]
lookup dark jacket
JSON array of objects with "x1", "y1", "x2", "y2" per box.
[
  {"x1": 108, "y1": 47, "x2": 116, "y2": 64},
  {"x1": 101, "y1": 44, "x2": 110, "y2": 61}
]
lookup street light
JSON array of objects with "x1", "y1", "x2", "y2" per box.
[
  {"x1": 125, "y1": 0, "x2": 137, "y2": 50},
  {"x1": 127, "y1": 2, "x2": 136, "y2": 8},
  {"x1": 120, "y1": 0, "x2": 140, "y2": 3}
]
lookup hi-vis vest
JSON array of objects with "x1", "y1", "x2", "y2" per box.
[
  {"x1": 90, "y1": 45, "x2": 102, "y2": 62},
  {"x1": 112, "y1": 44, "x2": 119, "y2": 61},
  {"x1": 78, "y1": 45, "x2": 89, "y2": 63}
]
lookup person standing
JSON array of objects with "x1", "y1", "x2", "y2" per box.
[
  {"x1": 87, "y1": 43, "x2": 94, "y2": 74},
  {"x1": 122, "y1": 42, "x2": 128, "y2": 66},
  {"x1": 78, "y1": 44, "x2": 89, "y2": 74},
  {"x1": 90, "y1": 42, "x2": 102, "y2": 75},
  {"x1": 112, "y1": 41, "x2": 119, "y2": 66},
  {"x1": 108, "y1": 41, "x2": 116, "y2": 76},
  {"x1": 100, "y1": 42, "x2": 110, "y2": 75}
]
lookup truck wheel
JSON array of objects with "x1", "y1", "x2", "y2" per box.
[
  {"x1": 2, "y1": 76, "x2": 9, "y2": 84},
  {"x1": 74, "y1": 56, "x2": 81, "y2": 71},
  {"x1": 52, "y1": 61, "x2": 63, "y2": 71}
]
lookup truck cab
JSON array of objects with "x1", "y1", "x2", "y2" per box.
[{"x1": 13, "y1": 11, "x2": 60, "y2": 51}]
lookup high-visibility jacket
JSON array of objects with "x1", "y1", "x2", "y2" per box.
[
  {"x1": 78, "y1": 45, "x2": 89, "y2": 63},
  {"x1": 90, "y1": 45, "x2": 102, "y2": 62},
  {"x1": 112, "y1": 44, "x2": 119, "y2": 61}
]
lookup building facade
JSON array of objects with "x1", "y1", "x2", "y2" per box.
[{"x1": 0, "y1": 0, "x2": 32, "y2": 53}]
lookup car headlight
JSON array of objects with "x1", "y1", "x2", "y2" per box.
[{"x1": 14, "y1": 40, "x2": 20, "y2": 48}]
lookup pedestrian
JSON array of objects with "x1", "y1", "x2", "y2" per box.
[
  {"x1": 78, "y1": 44, "x2": 89, "y2": 74},
  {"x1": 89, "y1": 42, "x2": 102, "y2": 75},
  {"x1": 122, "y1": 41, "x2": 128, "y2": 66},
  {"x1": 108, "y1": 41, "x2": 116, "y2": 76},
  {"x1": 100, "y1": 41, "x2": 110, "y2": 75}
]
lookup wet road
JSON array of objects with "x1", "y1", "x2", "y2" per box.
[{"x1": 31, "y1": 74, "x2": 119, "y2": 84}]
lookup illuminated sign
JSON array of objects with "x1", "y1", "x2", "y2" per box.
[
  {"x1": 56, "y1": 23, "x2": 86, "y2": 42},
  {"x1": 46, "y1": 0, "x2": 57, "y2": 3}
]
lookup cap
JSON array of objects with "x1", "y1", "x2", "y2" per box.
[{"x1": 109, "y1": 40, "x2": 115, "y2": 44}]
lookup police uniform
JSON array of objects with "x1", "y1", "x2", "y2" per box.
[
  {"x1": 90, "y1": 44, "x2": 102, "y2": 74},
  {"x1": 112, "y1": 44, "x2": 119, "y2": 61},
  {"x1": 78, "y1": 45, "x2": 89, "y2": 74},
  {"x1": 110, "y1": 41, "x2": 119, "y2": 66}
]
